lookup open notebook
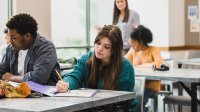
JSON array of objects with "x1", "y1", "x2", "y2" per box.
[{"x1": 26, "y1": 81, "x2": 100, "y2": 97}]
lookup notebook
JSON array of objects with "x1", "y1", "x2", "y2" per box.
[{"x1": 26, "y1": 81, "x2": 100, "y2": 97}]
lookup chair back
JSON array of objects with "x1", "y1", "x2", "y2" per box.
[
  {"x1": 188, "y1": 50, "x2": 200, "y2": 59},
  {"x1": 134, "y1": 77, "x2": 146, "y2": 112}
]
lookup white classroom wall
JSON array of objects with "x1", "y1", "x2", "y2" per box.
[{"x1": 129, "y1": 0, "x2": 185, "y2": 47}]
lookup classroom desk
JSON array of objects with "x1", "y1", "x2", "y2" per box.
[
  {"x1": 0, "y1": 89, "x2": 135, "y2": 112},
  {"x1": 134, "y1": 68, "x2": 200, "y2": 112},
  {"x1": 176, "y1": 58, "x2": 200, "y2": 68}
]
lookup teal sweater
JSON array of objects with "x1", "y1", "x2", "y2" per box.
[
  {"x1": 63, "y1": 52, "x2": 137, "y2": 110},
  {"x1": 63, "y1": 52, "x2": 134, "y2": 90}
]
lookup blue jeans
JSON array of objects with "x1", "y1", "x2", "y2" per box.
[{"x1": 143, "y1": 88, "x2": 156, "y2": 112}]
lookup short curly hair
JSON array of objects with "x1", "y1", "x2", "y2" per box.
[
  {"x1": 6, "y1": 13, "x2": 38, "y2": 38},
  {"x1": 4, "y1": 28, "x2": 8, "y2": 34},
  {"x1": 130, "y1": 25, "x2": 153, "y2": 46}
]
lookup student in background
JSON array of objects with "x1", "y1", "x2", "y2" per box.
[
  {"x1": 0, "y1": 29, "x2": 11, "y2": 61},
  {"x1": 126, "y1": 25, "x2": 163, "y2": 112},
  {"x1": 0, "y1": 13, "x2": 60, "y2": 85},
  {"x1": 56, "y1": 25, "x2": 137, "y2": 111},
  {"x1": 113, "y1": 0, "x2": 140, "y2": 53}
]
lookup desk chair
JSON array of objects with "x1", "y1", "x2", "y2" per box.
[
  {"x1": 59, "y1": 57, "x2": 77, "y2": 77},
  {"x1": 187, "y1": 50, "x2": 200, "y2": 59},
  {"x1": 163, "y1": 95, "x2": 200, "y2": 112},
  {"x1": 148, "y1": 81, "x2": 173, "y2": 112},
  {"x1": 134, "y1": 77, "x2": 146, "y2": 112}
]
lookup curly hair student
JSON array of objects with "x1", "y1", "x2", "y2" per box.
[{"x1": 126, "y1": 25, "x2": 164, "y2": 112}]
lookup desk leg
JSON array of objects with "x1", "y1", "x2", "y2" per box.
[
  {"x1": 177, "y1": 63, "x2": 182, "y2": 69},
  {"x1": 177, "y1": 63, "x2": 183, "y2": 112},
  {"x1": 191, "y1": 82, "x2": 198, "y2": 112}
]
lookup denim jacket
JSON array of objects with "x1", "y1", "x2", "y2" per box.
[{"x1": 0, "y1": 34, "x2": 60, "y2": 85}]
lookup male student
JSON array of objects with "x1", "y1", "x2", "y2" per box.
[{"x1": 0, "y1": 13, "x2": 60, "y2": 85}]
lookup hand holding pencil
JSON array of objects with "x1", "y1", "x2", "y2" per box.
[
  {"x1": 56, "y1": 80, "x2": 69, "y2": 93},
  {"x1": 55, "y1": 69, "x2": 70, "y2": 93}
]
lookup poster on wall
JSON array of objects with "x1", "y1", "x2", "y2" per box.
[
  {"x1": 190, "y1": 19, "x2": 200, "y2": 32},
  {"x1": 188, "y1": 6, "x2": 198, "y2": 20}
]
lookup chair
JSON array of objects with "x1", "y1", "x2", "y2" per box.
[
  {"x1": 59, "y1": 57, "x2": 77, "y2": 77},
  {"x1": 134, "y1": 77, "x2": 146, "y2": 112},
  {"x1": 163, "y1": 95, "x2": 198, "y2": 112},
  {"x1": 187, "y1": 50, "x2": 200, "y2": 59},
  {"x1": 147, "y1": 81, "x2": 173, "y2": 112}
]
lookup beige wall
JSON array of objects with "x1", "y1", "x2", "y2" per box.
[
  {"x1": 169, "y1": 0, "x2": 185, "y2": 46},
  {"x1": 13, "y1": 0, "x2": 51, "y2": 39}
]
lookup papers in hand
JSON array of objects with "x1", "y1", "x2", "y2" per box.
[{"x1": 26, "y1": 81, "x2": 100, "y2": 97}]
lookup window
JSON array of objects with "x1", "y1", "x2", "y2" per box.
[
  {"x1": 51, "y1": 0, "x2": 87, "y2": 60},
  {"x1": 0, "y1": 0, "x2": 10, "y2": 45},
  {"x1": 90, "y1": 0, "x2": 114, "y2": 45},
  {"x1": 51, "y1": 0, "x2": 114, "y2": 60}
]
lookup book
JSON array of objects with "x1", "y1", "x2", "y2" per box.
[{"x1": 26, "y1": 81, "x2": 100, "y2": 97}]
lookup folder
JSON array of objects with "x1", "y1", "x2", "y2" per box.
[{"x1": 27, "y1": 81, "x2": 100, "y2": 97}]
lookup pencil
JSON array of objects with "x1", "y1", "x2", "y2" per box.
[
  {"x1": 55, "y1": 69, "x2": 63, "y2": 81},
  {"x1": 91, "y1": 90, "x2": 100, "y2": 97}
]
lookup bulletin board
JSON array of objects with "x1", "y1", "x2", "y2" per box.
[{"x1": 185, "y1": 0, "x2": 200, "y2": 47}]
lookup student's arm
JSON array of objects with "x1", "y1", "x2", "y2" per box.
[
  {"x1": 63, "y1": 53, "x2": 91, "y2": 90},
  {"x1": 134, "y1": 63, "x2": 154, "y2": 68},
  {"x1": 2, "y1": 72, "x2": 23, "y2": 82},
  {"x1": 152, "y1": 47, "x2": 164, "y2": 68},
  {"x1": 0, "y1": 45, "x2": 12, "y2": 78},
  {"x1": 119, "y1": 59, "x2": 134, "y2": 92}
]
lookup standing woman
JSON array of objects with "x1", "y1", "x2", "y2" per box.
[
  {"x1": 56, "y1": 25, "x2": 137, "y2": 111},
  {"x1": 113, "y1": 0, "x2": 140, "y2": 53}
]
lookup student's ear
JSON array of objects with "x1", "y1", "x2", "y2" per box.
[{"x1": 25, "y1": 33, "x2": 31, "y2": 41}]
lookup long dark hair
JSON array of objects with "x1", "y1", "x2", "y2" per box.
[
  {"x1": 112, "y1": 0, "x2": 130, "y2": 25},
  {"x1": 87, "y1": 25, "x2": 123, "y2": 90}
]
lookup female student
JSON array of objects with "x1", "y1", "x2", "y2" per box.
[
  {"x1": 126, "y1": 25, "x2": 163, "y2": 112},
  {"x1": 113, "y1": 0, "x2": 140, "y2": 53},
  {"x1": 56, "y1": 25, "x2": 136, "y2": 111}
]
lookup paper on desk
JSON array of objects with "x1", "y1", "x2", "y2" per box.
[
  {"x1": 26, "y1": 81, "x2": 99, "y2": 97},
  {"x1": 27, "y1": 81, "x2": 56, "y2": 96},
  {"x1": 7, "y1": 81, "x2": 20, "y2": 87},
  {"x1": 54, "y1": 89, "x2": 99, "y2": 97}
]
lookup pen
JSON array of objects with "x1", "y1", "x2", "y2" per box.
[
  {"x1": 55, "y1": 69, "x2": 63, "y2": 81},
  {"x1": 91, "y1": 90, "x2": 100, "y2": 97}
]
